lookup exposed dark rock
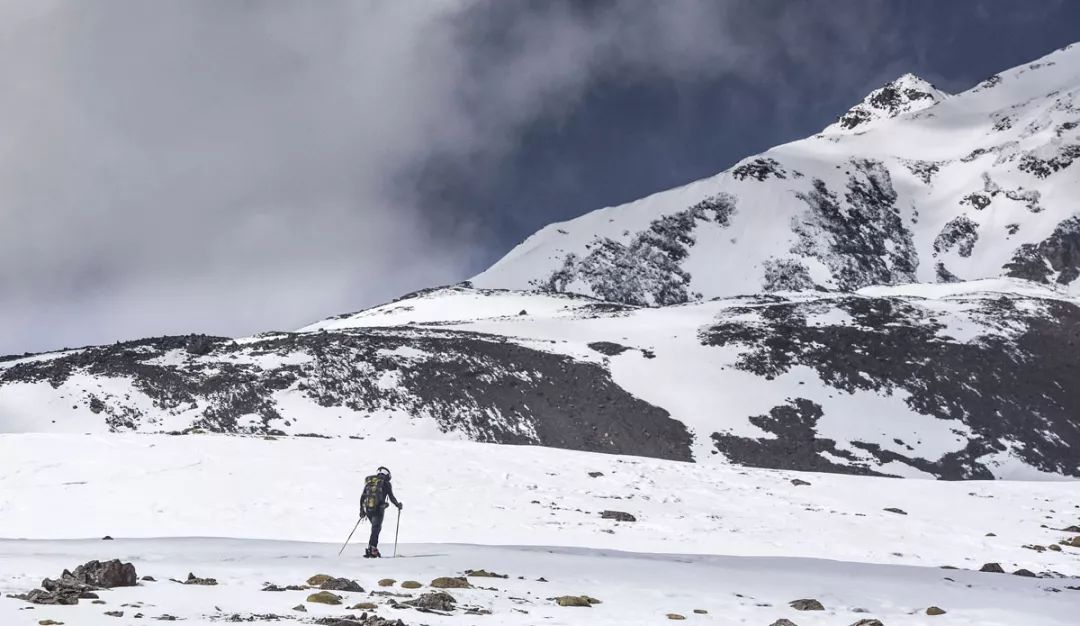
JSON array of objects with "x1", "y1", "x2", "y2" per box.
[
  {"x1": 703, "y1": 295, "x2": 1080, "y2": 478},
  {"x1": 791, "y1": 160, "x2": 917, "y2": 291},
  {"x1": 1018, "y1": 144, "x2": 1080, "y2": 178},
  {"x1": 933, "y1": 216, "x2": 979, "y2": 258},
  {"x1": 588, "y1": 342, "x2": 630, "y2": 356},
  {"x1": 405, "y1": 591, "x2": 456, "y2": 612},
  {"x1": 732, "y1": 158, "x2": 791, "y2": 181},
  {"x1": 181, "y1": 573, "x2": 217, "y2": 586},
  {"x1": 789, "y1": 598, "x2": 824, "y2": 611},
  {"x1": 790, "y1": 478, "x2": 812, "y2": 486},
  {"x1": 464, "y1": 570, "x2": 508, "y2": 579},
  {"x1": 926, "y1": 606, "x2": 947, "y2": 615},
  {"x1": 850, "y1": 620, "x2": 884, "y2": 626},
  {"x1": 883, "y1": 508, "x2": 908, "y2": 515},
  {"x1": 320, "y1": 578, "x2": 363, "y2": 592},
  {"x1": 537, "y1": 194, "x2": 737, "y2": 306},
  {"x1": 22, "y1": 560, "x2": 138, "y2": 605},
  {"x1": 762, "y1": 259, "x2": 817, "y2": 292},
  {"x1": 712, "y1": 398, "x2": 884, "y2": 476},
  {"x1": 1004, "y1": 216, "x2": 1080, "y2": 286},
  {"x1": 980, "y1": 563, "x2": 1005, "y2": 573},
  {"x1": 61, "y1": 560, "x2": 137, "y2": 588},
  {"x1": 0, "y1": 326, "x2": 692, "y2": 462},
  {"x1": 1013, "y1": 568, "x2": 1037, "y2": 578},
  {"x1": 601, "y1": 510, "x2": 637, "y2": 522}
]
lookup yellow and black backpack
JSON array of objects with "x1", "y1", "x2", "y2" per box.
[{"x1": 362, "y1": 468, "x2": 390, "y2": 513}]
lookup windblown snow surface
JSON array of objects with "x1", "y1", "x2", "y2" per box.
[{"x1": 1, "y1": 435, "x2": 1079, "y2": 625}]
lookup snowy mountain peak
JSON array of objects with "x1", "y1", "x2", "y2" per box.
[{"x1": 824, "y1": 72, "x2": 948, "y2": 133}]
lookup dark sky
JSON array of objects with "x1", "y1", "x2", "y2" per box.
[{"x1": 1, "y1": 0, "x2": 1078, "y2": 355}]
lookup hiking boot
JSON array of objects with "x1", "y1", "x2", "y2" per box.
[
  {"x1": 363, "y1": 547, "x2": 373, "y2": 558},
  {"x1": 370, "y1": 547, "x2": 382, "y2": 558}
]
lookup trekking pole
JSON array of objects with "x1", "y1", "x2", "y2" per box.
[
  {"x1": 393, "y1": 508, "x2": 401, "y2": 558},
  {"x1": 338, "y1": 516, "x2": 365, "y2": 556}
]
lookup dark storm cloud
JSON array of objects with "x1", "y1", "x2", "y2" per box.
[
  {"x1": 1, "y1": 1, "x2": 1076, "y2": 354},
  {"x1": 0, "y1": 0, "x2": 825, "y2": 354}
]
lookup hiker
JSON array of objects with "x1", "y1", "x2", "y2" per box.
[{"x1": 360, "y1": 466, "x2": 402, "y2": 558}]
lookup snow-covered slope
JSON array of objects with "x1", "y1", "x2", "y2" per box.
[
  {"x1": 3, "y1": 46, "x2": 1079, "y2": 481},
  {"x1": 2, "y1": 434, "x2": 1079, "y2": 626},
  {"x1": 4, "y1": 282, "x2": 1078, "y2": 479},
  {"x1": 472, "y1": 43, "x2": 1080, "y2": 303}
]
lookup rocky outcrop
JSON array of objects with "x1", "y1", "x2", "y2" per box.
[
  {"x1": 16, "y1": 560, "x2": 136, "y2": 605},
  {"x1": 537, "y1": 194, "x2": 737, "y2": 306},
  {"x1": 705, "y1": 294, "x2": 1080, "y2": 478},
  {"x1": 1005, "y1": 215, "x2": 1080, "y2": 286},
  {"x1": 0, "y1": 326, "x2": 692, "y2": 463}
]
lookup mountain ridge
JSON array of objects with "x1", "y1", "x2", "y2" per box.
[{"x1": 3, "y1": 45, "x2": 1079, "y2": 480}]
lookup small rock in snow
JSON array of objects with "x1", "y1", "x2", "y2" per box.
[{"x1": 789, "y1": 598, "x2": 824, "y2": 611}]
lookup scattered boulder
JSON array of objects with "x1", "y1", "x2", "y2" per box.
[
  {"x1": 667, "y1": 613, "x2": 686, "y2": 620},
  {"x1": 588, "y1": 471, "x2": 604, "y2": 478},
  {"x1": 141, "y1": 576, "x2": 156, "y2": 582},
  {"x1": 1062, "y1": 525, "x2": 1080, "y2": 533},
  {"x1": 601, "y1": 510, "x2": 637, "y2": 522},
  {"x1": 401, "y1": 581, "x2": 422, "y2": 589},
  {"x1": 883, "y1": 507, "x2": 908, "y2": 515},
  {"x1": 791, "y1": 478, "x2": 812, "y2": 486},
  {"x1": 430, "y1": 577, "x2": 471, "y2": 589},
  {"x1": 789, "y1": 598, "x2": 824, "y2": 611},
  {"x1": 405, "y1": 591, "x2": 456, "y2": 612},
  {"x1": 262, "y1": 583, "x2": 305, "y2": 592},
  {"x1": 693, "y1": 609, "x2": 708, "y2": 614},
  {"x1": 555, "y1": 595, "x2": 601, "y2": 607},
  {"x1": 292, "y1": 604, "x2": 307, "y2": 612},
  {"x1": 770, "y1": 620, "x2": 797, "y2": 626},
  {"x1": 465, "y1": 569, "x2": 508, "y2": 578},
  {"x1": 850, "y1": 620, "x2": 884, "y2": 626},
  {"x1": 320, "y1": 577, "x2": 364, "y2": 592},
  {"x1": 307, "y1": 591, "x2": 344, "y2": 605},
  {"x1": 980, "y1": 562, "x2": 1005, "y2": 573},
  {"x1": 378, "y1": 579, "x2": 396, "y2": 587},
  {"x1": 38, "y1": 620, "x2": 64, "y2": 625},
  {"x1": 1012, "y1": 568, "x2": 1037, "y2": 578},
  {"x1": 53, "y1": 560, "x2": 137, "y2": 589},
  {"x1": 19, "y1": 560, "x2": 138, "y2": 605},
  {"x1": 1049, "y1": 544, "x2": 1063, "y2": 552},
  {"x1": 307, "y1": 574, "x2": 333, "y2": 586},
  {"x1": 350, "y1": 602, "x2": 379, "y2": 610},
  {"x1": 104, "y1": 611, "x2": 123, "y2": 617},
  {"x1": 1062, "y1": 536, "x2": 1080, "y2": 548},
  {"x1": 926, "y1": 606, "x2": 947, "y2": 615},
  {"x1": 182, "y1": 572, "x2": 217, "y2": 586}
]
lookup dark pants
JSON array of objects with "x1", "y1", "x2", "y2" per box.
[{"x1": 366, "y1": 508, "x2": 384, "y2": 549}]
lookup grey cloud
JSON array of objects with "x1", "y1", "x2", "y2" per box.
[{"x1": 0, "y1": 0, "x2": 893, "y2": 355}]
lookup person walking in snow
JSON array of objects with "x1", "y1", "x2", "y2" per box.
[{"x1": 360, "y1": 466, "x2": 402, "y2": 558}]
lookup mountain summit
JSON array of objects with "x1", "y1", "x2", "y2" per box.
[
  {"x1": 472, "y1": 43, "x2": 1080, "y2": 303},
  {"x1": 824, "y1": 73, "x2": 949, "y2": 134}
]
